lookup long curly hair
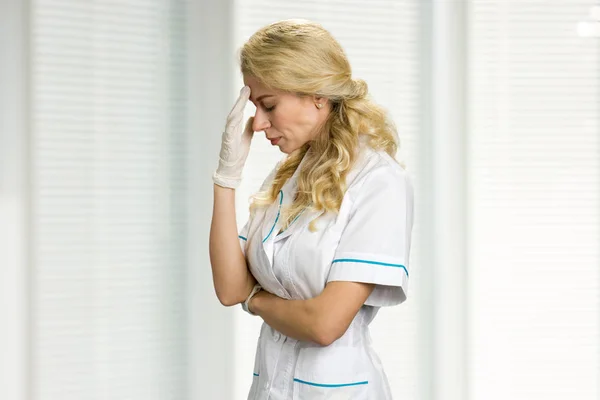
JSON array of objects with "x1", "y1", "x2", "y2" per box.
[{"x1": 240, "y1": 19, "x2": 401, "y2": 232}]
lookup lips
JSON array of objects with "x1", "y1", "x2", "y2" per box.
[{"x1": 268, "y1": 137, "x2": 281, "y2": 145}]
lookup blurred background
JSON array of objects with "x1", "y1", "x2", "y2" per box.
[{"x1": 1, "y1": 0, "x2": 599, "y2": 399}]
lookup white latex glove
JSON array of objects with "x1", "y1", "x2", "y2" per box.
[{"x1": 212, "y1": 86, "x2": 255, "y2": 189}]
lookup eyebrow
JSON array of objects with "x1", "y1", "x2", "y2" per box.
[{"x1": 251, "y1": 94, "x2": 275, "y2": 103}]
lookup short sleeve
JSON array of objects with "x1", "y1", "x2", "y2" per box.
[{"x1": 326, "y1": 166, "x2": 415, "y2": 307}]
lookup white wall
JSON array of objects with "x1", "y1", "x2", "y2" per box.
[
  {"x1": 0, "y1": 1, "x2": 30, "y2": 399},
  {"x1": 430, "y1": 1, "x2": 468, "y2": 399},
  {"x1": 186, "y1": 1, "x2": 237, "y2": 400}
]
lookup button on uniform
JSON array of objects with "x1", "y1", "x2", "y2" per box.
[{"x1": 273, "y1": 331, "x2": 281, "y2": 342}]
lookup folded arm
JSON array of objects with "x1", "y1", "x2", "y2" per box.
[
  {"x1": 248, "y1": 281, "x2": 374, "y2": 346},
  {"x1": 209, "y1": 184, "x2": 256, "y2": 306}
]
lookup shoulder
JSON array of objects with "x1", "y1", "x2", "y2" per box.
[{"x1": 345, "y1": 146, "x2": 413, "y2": 203}]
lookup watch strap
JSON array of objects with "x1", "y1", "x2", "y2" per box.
[{"x1": 242, "y1": 284, "x2": 262, "y2": 315}]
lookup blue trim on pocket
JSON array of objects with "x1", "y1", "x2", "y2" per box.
[
  {"x1": 293, "y1": 378, "x2": 368, "y2": 388},
  {"x1": 239, "y1": 235, "x2": 247, "y2": 241},
  {"x1": 332, "y1": 258, "x2": 408, "y2": 277},
  {"x1": 263, "y1": 190, "x2": 284, "y2": 243},
  {"x1": 253, "y1": 372, "x2": 259, "y2": 377}
]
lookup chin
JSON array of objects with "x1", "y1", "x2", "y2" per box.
[
  {"x1": 280, "y1": 145, "x2": 296, "y2": 155},
  {"x1": 277, "y1": 143, "x2": 288, "y2": 154}
]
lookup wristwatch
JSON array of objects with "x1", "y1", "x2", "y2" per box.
[{"x1": 242, "y1": 284, "x2": 262, "y2": 315}]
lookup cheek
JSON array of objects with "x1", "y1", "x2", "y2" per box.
[
  {"x1": 277, "y1": 107, "x2": 315, "y2": 135},
  {"x1": 270, "y1": 109, "x2": 292, "y2": 132},
  {"x1": 297, "y1": 110, "x2": 319, "y2": 138}
]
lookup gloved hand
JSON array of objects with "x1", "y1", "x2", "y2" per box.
[{"x1": 212, "y1": 86, "x2": 255, "y2": 189}]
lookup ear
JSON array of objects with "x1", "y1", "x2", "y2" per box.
[
  {"x1": 312, "y1": 95, "x2": 329, "y2": 111},
  {"x1": 312, "y1": 95, "x2": 328, "y2": 105}
]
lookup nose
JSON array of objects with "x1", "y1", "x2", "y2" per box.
[{"x1": 252, "y1": 108, "x2": 271, "y2": 132}]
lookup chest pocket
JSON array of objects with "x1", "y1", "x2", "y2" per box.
[
  {"x1": 287, "y1": 209, "x2": 348, "y2": 299},
  {"x1": 292, "y1": 346, "x2": 370, "y2": 400}
]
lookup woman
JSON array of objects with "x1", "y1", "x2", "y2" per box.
[{"x1": 209, "y1": 19, "x2": 414, "y2": 400}]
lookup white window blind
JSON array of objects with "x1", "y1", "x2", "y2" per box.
[
  {"x1": 468, "y1": 1, "x2": 599, "y2": 399},
  {"x1": 232, "y1": 2, "x2": 422, "y2": 399},
  {"x1": 31, "y1": 1, "x2": 188, "y2": 398}
]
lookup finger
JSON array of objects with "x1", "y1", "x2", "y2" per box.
[
  {"x1": 240, "y1": 117, "x2": 255, "y2": 148},
  {"x1": 229, "y1": 86, "x2": 251, "y2": 118}
]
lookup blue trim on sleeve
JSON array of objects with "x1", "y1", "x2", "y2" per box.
[
  {"x1": 332, "y1": 258, "x2": 408, "y2": 277},
  {"x1": 293, "y1": 378, "x2": 368, "y2": 388},
  {"x1": 239, "y1": 235, "x2": 247, "y2": 241},
  {"x1": 253, "y1": 372, "x2": 259, "y2": 377},
  {"x1": 262, "y1": 190, "x2": 284, "y2": 243}
]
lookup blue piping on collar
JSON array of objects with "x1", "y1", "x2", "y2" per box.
[{"x1": 262, "y1": 190, "x2": 284, "y2": 243}]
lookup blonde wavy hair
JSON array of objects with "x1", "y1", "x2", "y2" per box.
[{"x1": 240, "y1": 19, "x2": 401, "y2": 232}]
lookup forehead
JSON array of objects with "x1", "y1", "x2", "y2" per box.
[{"x1": 243, "y1": 75, "x2": 276, "y2": 101}]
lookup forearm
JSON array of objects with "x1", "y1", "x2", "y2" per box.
[
  {"x1": 249, "y1": 291, "x2": 324, "y2": 344},
  {"x1": 249, "y1": 282, "x2": 375, "y2": 346},
  {"x1": 209, "y1": 184, "x2": 255, "y2": 306}
]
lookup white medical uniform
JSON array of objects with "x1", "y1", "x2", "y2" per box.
[{"x1": 238, "y1": 139, "x2": 414, "y2": 400}]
